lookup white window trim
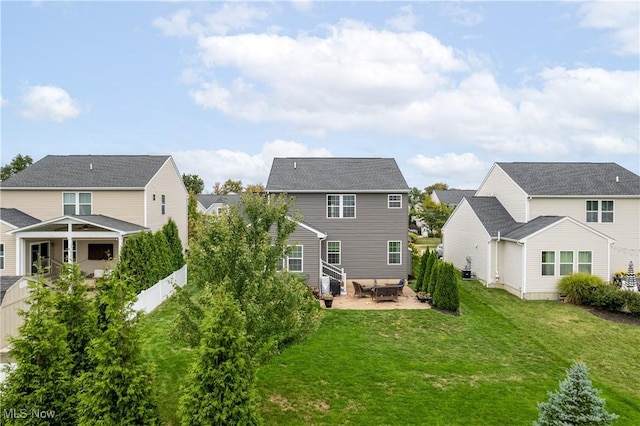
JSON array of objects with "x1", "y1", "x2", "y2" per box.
[
  {"x1": 286, "y1": 245, "x2": 303, "y2": 272},
  {"x1": 387, "y1": 240, "x2": 402, "y2": 265},
  {"x1": 62, "y1": 192, "x2": 93, "y2": 215},
  {"x1": 586, "y1": 200, "x2": 614, "y2": 223},
  {"x1": 327, "y1": 241, "x2": 341, "y2": 265},
  {"x1": 388, "y1": 194, "x2": 402, "y2": 209},
  {"x1": 326, "y1": 194, "x2": 356, "y2": 219},
  {"x1": 541, "y1": 250, "x2": 555, "y2": 276},
  {"x1": 578, "y1": 251, "x2": 593, "y2": 274}
]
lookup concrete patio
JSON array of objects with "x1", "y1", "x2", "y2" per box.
[{"x1": 321, "y1": 280, "x2": 431, "y2": 310}]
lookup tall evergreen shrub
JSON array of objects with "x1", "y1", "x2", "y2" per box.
[
  {"x1": 432, "y1": 262, "x2": 460, "y2": 312},
  {"x1": 415, "y1": 249, "x2": 429, "y2": 292},
  {"x1": 427, "y1": 260, "x2": 440, "y2": 296},
  {"x1": 162, "y1": 218, "x2": 185, "y2": 270}
]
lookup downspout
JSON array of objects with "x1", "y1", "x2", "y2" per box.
[
  {"x1": 520, "y1": 241, "x2": 526, "y2": 299},
  {"x1": 495, "y1": 231, "x2": 500, "y2": 283}
]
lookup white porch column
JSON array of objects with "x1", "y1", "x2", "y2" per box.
[
  {"x1": 67, "y1": 223, "x2": 74, "y2": 264},
  {"x1": 15, "y1": 236, "x2": 24, "y2": 275},
  {"x1": 118, "y1": 235, "x2": 124, "y2": 257}
]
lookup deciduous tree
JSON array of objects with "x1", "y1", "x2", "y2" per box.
[
  {"x1": 182, "y1": 173, "x2": 204, "y2": 195},
  {"x1": 0, "y1": 153, "x2": 33, "y2": 181}
]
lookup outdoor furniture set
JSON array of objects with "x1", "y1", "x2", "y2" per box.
[{"x1": 353, "y1": 279, "x2": 405, "y2": 302}]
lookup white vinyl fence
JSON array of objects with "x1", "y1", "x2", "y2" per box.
[{"x1": 131, "y1": 265, "x2": 187, "y2": 314}]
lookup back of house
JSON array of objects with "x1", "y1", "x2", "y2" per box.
[{"x1": 266, "y1": 157, "x2": 410, "y2": 290}]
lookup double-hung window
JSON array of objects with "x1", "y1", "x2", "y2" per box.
[
  {"x1": 327, "y1": 241, "x2": 341, "y2": 264},
  {"x1": 388, "y1": 241, "x2": 402, "y2": 265},
  {"x1": 63, "y1": 192, "x2": 92, "y2": 215},
  {"x1": 559, "y1": 251, "x2": 573, "y2": 276},
  {"x1": 327, "y1": 194, "x2": 356, "y2": 218},
  {"x1": 388, "y1": 194, "x2": 402, "y2": 208},
  {"x1": 586, "y1": 200, "x2": 614, "y2": 223},
  {"x1": 578, "y1": 251, "x2": 592, "y2": 274},
  {"x1": 286, "y1": 245, "x2": 303, "y2": 272},
  {"x1": 541, "y1": 251, "x2": 555, "y2": 276},
  {"x1": 161, "y1": 194, "x2": 166, "y2": 215},
  {"x1": 0, "y1": 243, "x2": 4, "y2": 269}
]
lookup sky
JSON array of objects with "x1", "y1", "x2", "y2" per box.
[{"x1": 1, "y1": 1, "x2": 639, "y2": 191}]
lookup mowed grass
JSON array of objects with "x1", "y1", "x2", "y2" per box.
[
  {"x1": 255, "y1": 280, "x2": 640, "y2": 425},
  {"x1": 140, "y1": 279, "x2": 640, "y2": 425}
]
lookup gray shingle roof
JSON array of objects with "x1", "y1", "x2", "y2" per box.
[
  {"x1": 73, "y1": 215, "x2": 149, "y2": 233},
  {"x1": 497, "y1": 162, "x2": 640, "y2": 196},
  {"x1": 197, "y1": 194, "x2": 241, "y2": 209},
  {"x1": 433, "y1": 189, "x2": 476, "y2": 205},
  {"x1": 1, "y1": 155, "x2": 170, "y2": 188},
  {"x1": 465, "y1": 197, "x2": 519, "y2": 237},
  {"x1": 1, "y1": 276, "x2": 25, "y2": 304},
  {"x1": 0, "y1": 208, "x2": 41, "y2": 228},
  {"x1": 502, "y1": 216, "x2": 565, "y2": 240},
  {"x1": 266, "y1": 158, "x2": 409, "y2": 192}
]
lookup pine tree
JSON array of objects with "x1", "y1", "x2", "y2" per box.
[
  {"x1": 432, "y1": 262, "x2": 460, "y2": 312},
  {"x1": 77, "y1": 274, "x2": 159, "y2": 425},
  {"x1": 162, "y1": 218, "x2": 185, "y2": 271},
  {"x1": 54, "y1": 262, "x2": 96, "y2": 376},
  {"x1": 534, "y1": 363, "x2": 618, "y2": 426},
  {"x1": 179, "y1": 288, "x2": 261, "y2": 426},
  {"x1": 0, "y1": 276, "x2": 76, "y2": 425}
]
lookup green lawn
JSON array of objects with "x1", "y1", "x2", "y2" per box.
[{"x1": 140, "y1": 279, "x2": 640, "y2": 425}]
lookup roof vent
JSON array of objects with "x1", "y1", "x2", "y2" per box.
[
  {"x1": 90, "y1": 163, "x2": 93, "y2": 170},
  {"x1": 616, "y1": 176, "x2": 619, "y2": 183},
  {"x1": 294, "y1": 161, "x2": 297, "y2": 169}
]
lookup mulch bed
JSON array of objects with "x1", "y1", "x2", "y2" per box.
[{"x1": 587, "y1": 308, "x2": 640, "y2": 326}]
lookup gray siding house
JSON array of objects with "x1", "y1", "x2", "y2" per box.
[{"x1": 266, "y1": 158, "x2": 410, "y2": 292}]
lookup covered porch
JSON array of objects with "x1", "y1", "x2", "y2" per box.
[{"x1": 9, "y1": 215, "x2": 148, "y2": 277}]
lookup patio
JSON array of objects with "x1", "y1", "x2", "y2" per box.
[{"x1": 321, "y1": 280, "x2": 431, "y2": 310}]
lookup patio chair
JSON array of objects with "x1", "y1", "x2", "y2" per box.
[
  {"x1": 396, "y1": 278, "x2": 405, "y2": 296},
  {"x1": 353, "y1": 281, "x2": 373, "y2": 298}
]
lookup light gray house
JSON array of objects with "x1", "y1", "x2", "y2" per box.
[
  {"x1": 196, "y1": 194, "x2": 241, "y2": 215},
  {"x1": 266, "y1": 158, "x2": 411, "y2": 292},
  {"x1": 431, "y1": 189, "x2": 476, "y2": 208},
  {"x1": 442, "y1": 162, "x2": 640, "y2": 300}
]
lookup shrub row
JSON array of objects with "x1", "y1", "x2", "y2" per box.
[{"x1": 558, "y1": 273, "x2": 640, "y2": 316}]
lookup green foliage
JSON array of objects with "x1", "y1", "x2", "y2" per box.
[
  {"x1": 558, "y1": 273, "x2": 605, "y2": 305},
  {"x1": 534, "y1": 362, "x2": 618, "y2": 426},
  {"x1": 178, "y1": 288, "x2": 261, "y2": 426},
  {"x1": 213, "y1": 178, "x2": 243, "y2": 194},
  {"x1": 77, "y1": 275, "x2": 159, "y2": 425},
  {"x1": 587, "y1": 284, "x2": 626, "y2": 312},
  {"x1": 623, "y1": 291, "x2": 640, "y2": 316},
  {"x1": 182, "y1": 173, "x2": 204, "y2": 195},
  {"x1": 0, "y1": 153, "x2": 33, "y2": 181},
  {"x1": 170, "y1": 284, "x2": 206, "y2": 348},
  {"x1": 417, "y1": 196, "x2": 452, "y2": 238},
  {"x1": 183, "y1": 192, "x2": 321, "y2": 362},
  {"x1": 0, "y1": 276, "x2": 77, "y2": 425},
  {"x1": 432, "y1": 262, "x2": 460, "y2": 312},
  {"x1": 54, "y1": 263, "x2": 96, "y2": 376},
  {"x1": 162, "y1": 218, "x2": 185, "y2": 270},
  {"x1": 416, "y1": 249, "x2": 430, "y2": 291},
  {"x1": 423, "y1": 251, "x2": 436, "y2": 294},
  {"x1": 409, "y1": 243, "x2": 421, "y2": 280},
  {"x1": 427, "y1": 260, "x2": 440, "y2": 296},
  {"x1": 187, "y1": 191, "x2": 205, "y2": 244}
]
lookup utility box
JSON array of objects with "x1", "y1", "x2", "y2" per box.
[
  {"x1": 461, "y1": 270, "x2": 472, "y2": 280},
  {"x1": 321, "y1": 276, "x2": 330, "y2": 294}
]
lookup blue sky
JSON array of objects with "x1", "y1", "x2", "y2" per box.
[{"x1": 2, "y1": 1, "x2": 638, "y2": 190}]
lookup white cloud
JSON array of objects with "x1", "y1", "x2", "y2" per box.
[
  {"x1": 166, "y1": 15, "x2": 637, "y2": 163},
  {"x1": 19, "y1": 85, "x2": 81, "y2": 122},
  {"x1": 154, "y1": 3, "x2": 268, "y2": 37},
  {"x1": 291, "y1": 0, "x2": 313, "y2": 14},
  {"x1": 171, "y1": 140, "x2": 331, "y2": 191},
  {"x1": 385, "y1": 5, "x2": 418, "y2": 32},
  {"x1": 440, "y1": 4, "x2": 485, "y2": 27},
  {"x1": 577, "y1": 1, "x2": 639, "y2": 56},
  {"x1": 408, "y1": 153, "x2": 488, "y2": 189},
  {"x1": 1, "y1": 95, "x2": 7, "y2": 107}
]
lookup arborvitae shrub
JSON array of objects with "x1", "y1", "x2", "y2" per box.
[
  {"x1": 162, "y1": 218, "x2": 185, "y2": 270},
  {"x1": 415, "y1": 249, "x2": 429, "y2": 292},
  {"x1": 534, "y1": 363, "x2": 618, "y2": 426},
  {"x1": 427, "y1": 260, "x2": 440, "y2": 296},
  {"x1": 432, "y1": 262, "x2": 459, "y2": 312}
]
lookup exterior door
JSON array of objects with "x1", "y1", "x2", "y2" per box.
[{"x1": 30, "y1": 241, "x2": 50, "y2": 274}]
